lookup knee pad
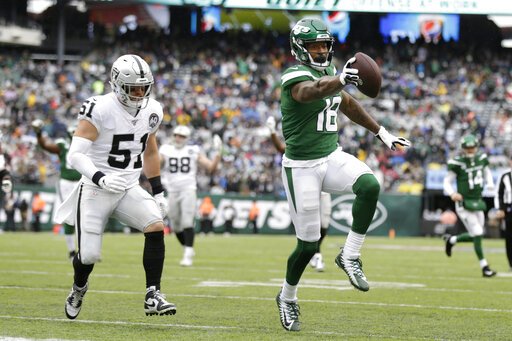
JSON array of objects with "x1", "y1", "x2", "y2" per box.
[
  {"x1": 80, "y1": 249, "x2": 101, "y2": 265},
  {"x1": 297, "y1": 239, "x2": 319, "y2": 259},
  {"x1": 354, "y1": 174, "x2": 380, "y2": 201}
]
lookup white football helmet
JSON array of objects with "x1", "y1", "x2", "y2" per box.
[
  {"x1": 110, "y1": 54, "x2": 154, "y2": 110},
  {"x1": 173, "y1": 125, "x2": 191, "y2": 148}
]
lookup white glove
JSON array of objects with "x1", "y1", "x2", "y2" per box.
[
  {"x1": 31, "y1": 119, "x2": 44, "y2": 134},
  {"x1": 339, "y1": 57, "x2": 360, "y2": 86},
  {"x1": 266, "y1": 116, "x2": 276, "y2": 134},
  {"x1": 375, "y1": 126, "x2": 411, "y2": 151},
  {"x1": 213, "y1": 134, "x2": 223, "y2": 153},
  {"x1": 154, "y1": 192, "x2": 168, "y2": 219},
  {"x1": 2, "y1": 178, "x2": 12, "y2": 193},
  {"x1": 98, "y1": 175, "x2": 128, "y2": 193}
]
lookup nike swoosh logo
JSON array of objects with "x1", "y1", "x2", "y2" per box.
[{"x1": 146, "y1": 300, "x2": 157, "y2": 308}]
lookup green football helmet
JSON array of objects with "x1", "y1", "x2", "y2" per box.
[
  {"x1": 290, "y1": 18, "x2": 335, "y2": 71},
  {"x1": 460, "y1": 134, "x2": 479, "y2": 157},
  {"x1": 460, "y1": 134, "x2": 478, "y2": 149}
]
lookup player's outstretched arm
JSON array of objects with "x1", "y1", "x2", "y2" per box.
[
  {"x1": 31, "y1": 120, "x2": 60, "y2": 154},
  {"x1": 291, "y1": 58, "x2": 359, "y2": 103},
  {"x1": 266, "y1": 116, "x2": 285, "y2": 154},
  {"x1": 198, "y1": 135, "x2": 223, "y2": 174},
  {"x1": 340, "y1": 91, "x2": 410, "y2": 151}
]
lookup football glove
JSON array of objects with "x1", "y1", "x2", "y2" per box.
[
  {"x1": 339, "y1": 57, "x2": 360, "y2": 86},
  {"x1": 154, "y1": 192, "x2": 168, "y2": 219},
  {"x1": 213, "y1": 134, "x2": 223, "y2": 153},
  {"x1": 266, "y1": 116, "x2": 276, "y2": 134},
  {"x1": 375, "y1": 126, "x2": 411, "y2": 151},
  {"x1": 31, "y1": 119, "x2": 44, "y2": 134},
  {"x1": 98, "y1": 175, "x2": 127, "y2": 194},
  {"x1": 2, "y1": 178, "x2": 12, "y2": 193}
]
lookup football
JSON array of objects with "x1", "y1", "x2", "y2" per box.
[{"x1": 350, "y1": 52, "x2": 382, "y2": 98}]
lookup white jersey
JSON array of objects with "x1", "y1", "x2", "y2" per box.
[
  {"x1": 159, "y1": 144, "x2": 200, "y2": 192},
  {"x1": 78, "y1": 92, "x2": 163, "y2": 188}
]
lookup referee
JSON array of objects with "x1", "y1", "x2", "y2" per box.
[{"x1": 495, "y1": 168, "x2": 512, "y2": 271}]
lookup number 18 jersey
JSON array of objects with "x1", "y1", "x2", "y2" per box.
[
  {"x1": 280, "y1": 64, "x2": 340, "y2": 160},
  {"x1": 159, "y1": 144, "x2": 200, "y2": 191}
]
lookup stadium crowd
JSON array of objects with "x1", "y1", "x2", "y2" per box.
[{"x1": 1, "y1": 29, "x2": 512, "y2": 197}]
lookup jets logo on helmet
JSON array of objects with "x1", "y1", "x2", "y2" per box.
[
  {"x1": 460, "y1": 134, "x2": 479, "y2": 158},
  {"x1": 110, "y1": 54, "x2": 154, "y2": 111},
  {"x1": 292, "y1": 24, "x2": 311, "y2": 35},
  {"x1": 290, "y1": 18, "x2": 335, "y2": 71}
]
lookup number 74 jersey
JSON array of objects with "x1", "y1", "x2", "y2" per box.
[
  {"x1": 159, "y1": 144, "x2": 200, "y2": 191},
  {"x1": 78, "y1": 92, "x2": 163, "y2": 188}
]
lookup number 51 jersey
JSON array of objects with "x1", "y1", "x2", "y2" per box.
[
  {"x1": 159, "y1": 144, "x2": 200, "y2": 192},
  {"x1": 78, "y1": 92, "x2": 163, "y2": 188}
]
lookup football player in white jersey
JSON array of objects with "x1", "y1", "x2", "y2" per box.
[
  {"x1": 59, "y1": 54, "x2": 176, "y2": 320},
  {"x1": 159, "y1": 125, "x2": 222, "y2": 266},
  {"x1": 266, "y1": 116, "x2": 331, "y2": 272}
]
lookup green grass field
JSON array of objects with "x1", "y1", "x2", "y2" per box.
[{"x1": 1, "y1": 232, "x2": 511, "y2": 340}]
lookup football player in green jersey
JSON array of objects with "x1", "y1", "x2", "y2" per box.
[
  {"x1": 443, "y1": 134, "x2": 497, "y2": 277},
  {"x1": 32, "y1": 119, "x2": 81, "y2": 261},
  {"x1": 276, "y1": 18, "x2": 411, "y2": 332}
]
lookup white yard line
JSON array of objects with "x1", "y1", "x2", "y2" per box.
[{"x1": 1, "y1": 285, "x2": 511, "y2": 313}]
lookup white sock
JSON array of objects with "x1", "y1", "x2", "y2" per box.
[
  {"x1": 343, "y1": 231, "x2": 365, "y2": 260},
  {"x1": 281, "y1": 280, "x2": 297, "y2": 302},
  {"x1": 449, "y1": 236, "x2": 457, "y2": 245},
  {"x1": 479, "y1": 259, "x2": 488, "y2": 268},
  {"x1": 65, "y1": 235, "x2": 75, "y2": 252},
  {"x1": 184, "y1": 246, "x2": 194, "y2": 257}
]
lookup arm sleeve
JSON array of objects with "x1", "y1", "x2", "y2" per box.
[
  {"x1": 67, "y1": 136, "x2": 100, "y2": 181},
  {"x1": 443, "y1": 171, "x2": 457, "y2": 196}
]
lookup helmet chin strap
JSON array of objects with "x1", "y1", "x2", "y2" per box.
[
  {"x1": 117, "y1": 98, "x2": 140, "y2": 116},
  {"x1": 307, "y1": 53, "x2": 329, "y2": 71}
]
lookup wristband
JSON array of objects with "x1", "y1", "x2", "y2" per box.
[
  {"x1": 92, "y1": 171, "x2": 106, "y2": 186},
  {"x1": 148, "y1": 176, "x2": 164, "y2": 195}
]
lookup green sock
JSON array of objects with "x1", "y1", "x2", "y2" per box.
[
  {"x1": 473, "y1": 235, "x2": 484, "y2": 260},
  {"x1": 285, "y1": 239, "x2": 318, "y2": 286},
  {"x1": 64, "y1": 223, "x2": 75, "y2": 235},
  {"x1": 351, "y1": 174, "x2": 380, "y2": 234},
  {"x1": 457, "y1": 233, "x2": 473, "y2": 243}
]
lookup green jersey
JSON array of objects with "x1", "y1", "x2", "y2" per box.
[
  {"x1": 280, "y1": 64, "x2": 340, "y2": 160},
  {"x1": 447, "y1": 153, "x2": 489, "y2": 211},
  {"x1": 56, "y1": 138, "x2": 81, "y2": 181}
]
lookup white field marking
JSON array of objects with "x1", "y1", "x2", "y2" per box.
[
  {"x1": 0, "y1": 315, "x2": 236, "y2": 330},
  {"x1": 0, "y1": 259, "x2": 68, "y2": 265},
  {"x1": 0, "y1": 336, "x2": 87, "y2": 341},
  {"x1": 0, "y1": 320, "x2": 432, "y2": 341},
  {"x1": 366, "y1": 243, "x2": 505, "y2": 254},
  {"x1": 198, "y1": 280, "x2": 425, "y2": 290},
  {"x1": 0, "y1": 270, "x2": 130, "y2": 278},
  {"x1": 1, "y1": 286, "x2": 511, "y2": 314},
  {"x1": 5, "y1": 283, "x2": 512, "y2": 298},
  {"x1": 370, "y1": 273, "x2": 512, "y2": 281}
]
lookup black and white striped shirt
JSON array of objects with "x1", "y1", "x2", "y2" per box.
[{"x1": 496, "y1": 169, "x2": 512, "y2": 210}]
